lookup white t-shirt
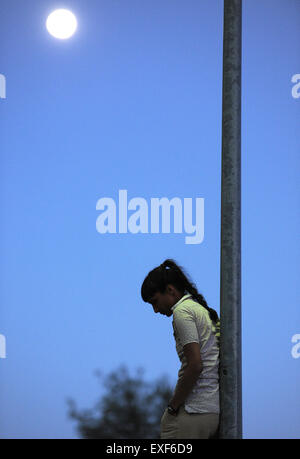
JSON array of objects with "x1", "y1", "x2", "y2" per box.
[{"x1": 171, "y1": 293, "x2": 220, "y2": 414}]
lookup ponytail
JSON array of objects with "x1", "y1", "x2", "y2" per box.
[
  {"x1": 160, "y1": 259, "x2": 219, "y2": 324},
  {"x1": 141, "y1": 258, "x2": 220, "y2": 324}
]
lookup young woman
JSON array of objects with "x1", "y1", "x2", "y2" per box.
[{"x1": 141, "y1": 259, "x2": 220, "y2": 439}]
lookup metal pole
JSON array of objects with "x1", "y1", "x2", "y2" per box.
[{"x1": 219, "y1": 0, "x2": 242, "y2": 439}]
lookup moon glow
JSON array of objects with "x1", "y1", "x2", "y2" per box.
[{"x1": 46, "y1": 9, "x2": 77, "y2": 39}]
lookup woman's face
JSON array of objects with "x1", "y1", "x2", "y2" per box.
[{"x1": 148, "y1": 285, "x2": 182, "y2": 317}]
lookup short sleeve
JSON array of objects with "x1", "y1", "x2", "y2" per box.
[{"x1": 173, "y1": 306, "x2": 199, "y2": 347}]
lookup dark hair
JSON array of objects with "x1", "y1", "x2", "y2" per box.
[{"x1": 141, "y1": 258, "x2": 219, "y2": 324}]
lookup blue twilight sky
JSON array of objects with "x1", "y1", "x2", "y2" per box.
[{"x1": 0, "y1": 0, "x2": 299, "y2": 439}]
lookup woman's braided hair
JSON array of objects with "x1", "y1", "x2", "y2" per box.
[{"x1": 141, "y1": 258, "x2": 220, "y2": 330}]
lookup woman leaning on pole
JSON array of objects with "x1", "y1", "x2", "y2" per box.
[{"x1": 141, "y1": 259, "x2": 220, "y2": 439}]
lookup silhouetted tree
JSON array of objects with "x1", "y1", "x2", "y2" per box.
[{"x1": 67, "y1": 364, "x2": 174, "y2": 439}]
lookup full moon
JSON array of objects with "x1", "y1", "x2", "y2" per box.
[{"x1": 46, "y1": 9, "x2": 77, "y2": 39}]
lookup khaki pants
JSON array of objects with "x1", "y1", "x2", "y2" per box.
[{"x1": 160, "y1": 405, "x2": 219, "y2": 439}]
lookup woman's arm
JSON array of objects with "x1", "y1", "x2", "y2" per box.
[{"x1": 169, "y1": 342, "x2": 203, "y2": 412}]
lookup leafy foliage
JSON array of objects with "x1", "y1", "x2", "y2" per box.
[{"x1": 67, "y1": 365, "x2": 174, "y2": 439}]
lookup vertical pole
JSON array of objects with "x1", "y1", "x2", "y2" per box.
[{"x1": 219, "y1": 0, "x2": 242, "y2": 439}]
